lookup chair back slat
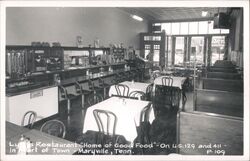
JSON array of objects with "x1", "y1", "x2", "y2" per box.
[
  {"x1": 114, "y1": 84, "x2": 130, "y2": 96},
  {"x1": 93, "y1": 109, "x2": 117, "y2": 136},
  {"x1": 161, "y1": 76, "x2": 173, "y2": 86},
  {"x1": 21, "y1": 111, "x2": 37, "y2": 129},
  {"x1": 129, "y1": 91, "x2": 146, "y2": 100}
]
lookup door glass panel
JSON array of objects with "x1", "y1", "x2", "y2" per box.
[
  {"x1": 144, "y1": 44, "x2": 151, "y2": 59},
  {"x1": 175, "y1": 37, "x2": 184, "y2": 66},
  {"x1": 190, "y1": 37, "x2": 204, "y2": 66},
  {"x1": 153, "y1": 50, "x2": 160, "y2": 66},
  {"x1": 167, "y1": 37, "x2": 172, "y2": 67},
  {"x1": 211, "y1": 36, "x2": 225, "y2": 65}
]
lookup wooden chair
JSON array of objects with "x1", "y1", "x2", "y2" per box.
[
  {"x1": 40, "y1": 119, "x2": 66, "y2": 138},
  {"x1": 146, "y1": 83, "x2": 154, "y2": 101},
  {"x1": 21, "y1": 111, "x2": 37, "y2": 129},
  {"x1": 114, "y1": 84, "x2": 130, "y2": 97},
  {"x1": 88, "y1": 79, "x2": 103, "y2": 94},
  {"x1": 161, "y1": 76, "x2": 173, "y2": 86},
  {"x1": 151, "y1": 70, "x2": 161, "y2": 81},
  {"x1": 97, "y1": 77, "x2": 111, "y2": 99},
  {"x1": 111, "y1": 73, "x2": 121, "y2": 84},
  {"x1": 129, "y1": 91, "x2": 146, "y2": 100},
  {"x1": 133, "y1": 103, "x2": 152, "y2": 154},
  {"x1": 87, "y1": 93, "x2": 103, "y2": 107},
  {"x1": 59, "y1": 85, "x2": 77, "y2": 115},
  {"x1": 153, "y1": 85, "x2": 181, "y2": 116},
  {"x1": 93, "y1": 109, "x2": 118, "y2": 153},
  {"x1": 75, "y1": 81, "x2": 91, "y2": 108}
]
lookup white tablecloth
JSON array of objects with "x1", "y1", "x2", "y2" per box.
[
  {"x1": 154, "y1": 76, "x2": 186, "y2": 89},
  {"x1": 83, "y1": 97, "x2": 154, "y2": 143},
  {"x1": 108, "y1": 81, "x2": 150, "y2": 97}
]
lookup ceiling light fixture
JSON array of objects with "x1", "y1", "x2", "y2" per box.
[
  {"x1": 202, "y1": 11, "x2": 208, "y2": 17},
  {"x1": 131, "y1": 15, "x2": 143, "y2": 21}
]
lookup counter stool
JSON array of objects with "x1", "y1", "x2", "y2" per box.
[
  {"x1": 118, "y1": 72, "x2": 127, "y2": 82},
  {"x1": 59, "y1": 85, "x2": 77, "y2": 116},
  {"x1": 75, "y1": 81, "x2": 92, "y2": 108},
  {"x1": 111, "y1": 73, "x2": 120, "y2": 84},
  {"x1": 98, "y1": 77, "x2": 111, "y2": 99},
  {"x1": 88, "y1": 79, "x2": 103, "y2": 95}
]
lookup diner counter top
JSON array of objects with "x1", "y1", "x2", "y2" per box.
[{"x1": 6, "y1": 68, "x2": 138, "y2": 97}]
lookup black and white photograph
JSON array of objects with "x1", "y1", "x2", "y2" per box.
[{"x1": 0, "y1": 0, "x2": 249, "y2": 161}]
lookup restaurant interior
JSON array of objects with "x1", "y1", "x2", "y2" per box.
[{"x1": 3, "y1": 6, "x2": 246, "y2": 157}]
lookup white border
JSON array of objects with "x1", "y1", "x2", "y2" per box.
[{"x1": 0, "y1": 1, "x2": 249, "y2": 161}]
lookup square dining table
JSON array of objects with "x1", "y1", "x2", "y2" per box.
[
  {"x1": 82, "y1": 97, "x2": 154, "y2": 143},
  {"x1": 108, "y1": 81, "x2": 151, "y2": 97}
]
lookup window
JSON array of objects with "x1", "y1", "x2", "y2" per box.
[
  {"x1": 158, "y1": 20, "x2": 229, "y2": 35},
  {"x1": 211, "y1": 36, "x2": 225, "y2": 65},
  {"x1": 175, "y1": 37, "x2": 185, "y2": 65}
]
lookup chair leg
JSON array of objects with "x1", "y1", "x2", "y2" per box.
[
  {"x1": 103, "y1": 88, "x2": 106, "y2": 99},
  {"x1": 81, "y1": 94, "x2": 85, "y2": 108},
  {"x1": 67, "y1": 99, "x2": 71, "y2": 115}
]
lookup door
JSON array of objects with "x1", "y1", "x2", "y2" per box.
[{"x1": 140, "y1": 32, "x2": 166, "y2": 67}]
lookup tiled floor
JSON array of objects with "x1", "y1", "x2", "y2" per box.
[{"x1": 33, "y1": 80, "x2": 196, "y2": 155}]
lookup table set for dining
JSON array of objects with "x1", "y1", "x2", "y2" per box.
[{"x1": 83, "y1": 96, "x2": 154, "y2": 143}]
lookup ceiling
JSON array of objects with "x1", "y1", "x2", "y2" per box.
[{"x1": 119, "y1": 7, "x2": 229, "y2": 22}]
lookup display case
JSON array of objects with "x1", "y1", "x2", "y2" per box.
[
  {"x1": 29, "y1": 47, "x2": 49, "y2": 73},
  {"x1": 5, "y1": 45, "x2": 137, "y2": 95},
  {"x1": 6, "y1": 47, "x2": 28, "y2": 79}
]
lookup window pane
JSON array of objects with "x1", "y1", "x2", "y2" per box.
[
  {"x1": 208, "y1": 21, "x2": 221, "y2": 34},
  {"x1": 162, "y1": 23, "x2": 171, "y2": 35},
  {"x1": 190, "y1": 37, "x2": 204, "y2": 65},
  {"x1": 211, "y1": 36, "x2": 225, "y2": 65},
  {"x1": 198, "y1": 21, "x2": 208, "y2": 34},
  {"x1": 180, "y1": 22, "x2": 189, "y2": 35},
  {"x1": 153, "y1": 50, "x2": 160, "y2": 66},
  {"x1": 175, "y1": 37, "x2": 184, "y2": 65},
  {"x1": 189, "y1": 22, "x2": 198, "y2": 34},
  {"x1": 167, "y1": 37, "x2": 172, "y2": 67},
  {"x1": 172, "y1": 23, "x2": 180, "y2": 35}
]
